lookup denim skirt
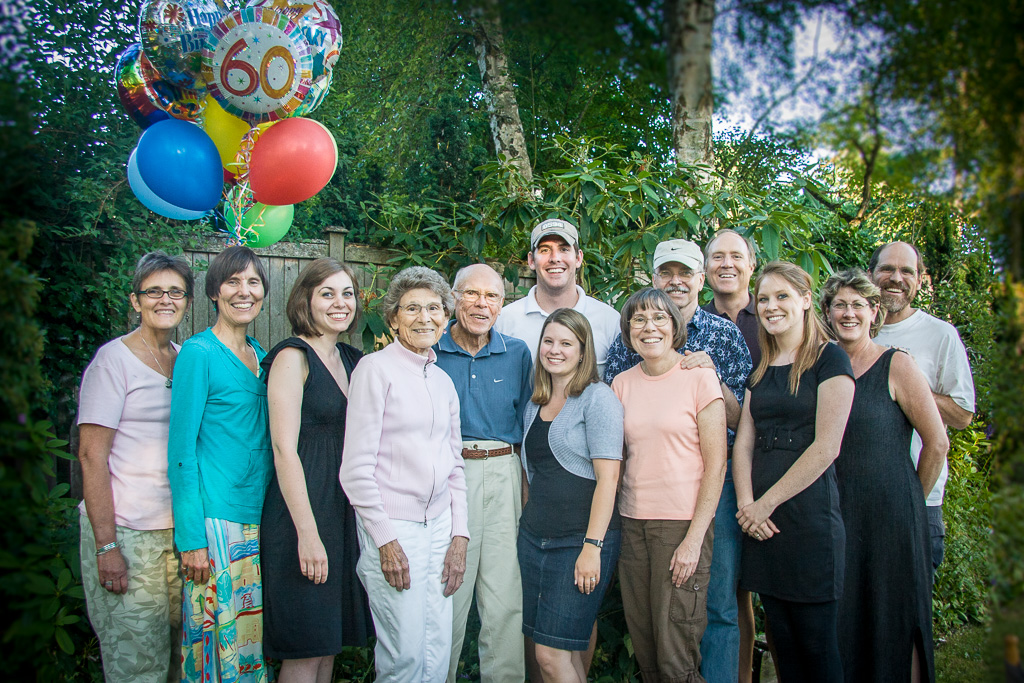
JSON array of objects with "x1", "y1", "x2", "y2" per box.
[{"x1": 518, "y1": 527, "x2": 621, "y2": 651}]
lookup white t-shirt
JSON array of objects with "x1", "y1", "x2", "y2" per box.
[
  {"x1": 77, "y1": 336, "x2": 179, "y2": 530},
  {"x1": 494, "y1": 285, "x2": 621, "y2": 374},
  {"x1": 874, "y1": 310, "x2": 975, "y2": 506}
]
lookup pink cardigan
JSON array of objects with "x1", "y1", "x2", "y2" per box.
[{"x1": 340, "y1": 341, "x2": 469, "y2": 548}]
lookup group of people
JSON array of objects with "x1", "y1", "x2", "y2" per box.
[{"x1": 76, "y1": 217, "x2": 975, "y2": 683}]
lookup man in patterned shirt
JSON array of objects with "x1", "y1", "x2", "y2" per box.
[
  {"x1": 603, "y1": 238, "x2": 752, "y2": 683},
  {"x1": 603, "y1": 239, "x2": 751, "y2": 413}
]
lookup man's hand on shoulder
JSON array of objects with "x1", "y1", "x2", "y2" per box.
[{"x1": 679, "y1": 350, "x2": 716, "y2": 372}]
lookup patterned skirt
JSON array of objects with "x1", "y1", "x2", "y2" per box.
[{"x1": 181, "y1": 519, "x2": 271, "y2": 683}]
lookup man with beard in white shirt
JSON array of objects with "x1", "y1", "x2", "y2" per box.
[{"x1": 869, "y1": 241, "x2": 975, "y2": 584}]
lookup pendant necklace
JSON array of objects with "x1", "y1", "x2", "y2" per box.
[{"x1": 140, "y1": 330, "x2": 175, "y2": 389}]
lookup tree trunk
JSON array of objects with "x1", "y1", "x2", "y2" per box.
[
  {"x1": 471, "y1": 0, "x2": 533, "y2": 183},
  {"x1": 665, "y1": 0, "x2": 715, "y2": 175}
]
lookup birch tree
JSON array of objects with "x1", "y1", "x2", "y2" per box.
[
  {"x1": 471, "y1": 0, "x2": 533, "y2": 183},
  {"x1": 665, "y1": 0, "x2": 715, "y2": 173}
]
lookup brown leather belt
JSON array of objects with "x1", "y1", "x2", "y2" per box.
[{"x1": 461, "y1": 445, "x2": 513, "y2": 460}]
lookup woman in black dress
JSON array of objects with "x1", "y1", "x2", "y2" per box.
[
  {"x1": 732, "y1": 261, "x2": 855, "y2": 683},
  {"x1": 261, "y1": 258, "x2": 370, "y2": 682},
  {"x1": 822, "y1": 269, "x2": 947, "y2": 683}
]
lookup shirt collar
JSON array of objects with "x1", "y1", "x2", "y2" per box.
[
  {"x1": 437, "y1": 322, "x2": 508, "y2": 357},
  {"x1": 388, "y1": 339, "x2": 437, "y2": 370},
  {"x1": 707, "y1": 294, "x2": 756, "y2": 318},
  {"x1": 688, "y1": 305, "x2": 711, "y2": 332},
  {"x1": 524, "y1": 285, "x2": 586, "y2": 316}
]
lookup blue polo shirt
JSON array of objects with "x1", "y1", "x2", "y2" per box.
[{"x1": 434, "y1": 324, "x2": 534, "y2": 445}]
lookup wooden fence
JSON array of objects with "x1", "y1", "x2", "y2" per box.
[{"x1": 179, "y1": 226, "x2": 536, "y2": 351}]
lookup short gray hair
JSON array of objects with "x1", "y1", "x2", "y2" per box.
[
  {"x1": 382, "y1": 266, "x2": 455, "y2": 326},
  {"x1": 131, "y1": 251, "x2": 194, "y2": 297}
]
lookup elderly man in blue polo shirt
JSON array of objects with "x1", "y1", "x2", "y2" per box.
[
  {"x1": 435, "y1": 263, "x2": 533, "y2": 683},
  {"x1": 604, "y1": 238, "x2": 752, "y2": 683}
]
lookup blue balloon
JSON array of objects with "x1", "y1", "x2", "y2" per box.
[
  {"x1": 128, "y1": 149, "x2": 209, "y2": 220},
  {"x1": 135, "y1": 119, "x2": 223, "y2": 211}
]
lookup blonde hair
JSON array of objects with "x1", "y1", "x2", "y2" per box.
[
  {"x1": 530, "y1": 309, "x2": 600, "y2": 405},
  {"x1": 819, "y1": 268, "x2": 886, "y2": 339},
  {"x1": 750, "y1": 261, "x2": 829, "y2": 395}
]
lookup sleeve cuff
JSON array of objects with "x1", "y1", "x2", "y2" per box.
[
  {"x1": 364, "y1": 517, "x2": 397, "y2": 549},
  {"x1": 450, "y1": 509, "x2": 470, "y2": 541}
]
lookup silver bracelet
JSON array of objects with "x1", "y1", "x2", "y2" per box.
[{"x1": 95, "y1": 541, "x2": 119, "y2": 556}]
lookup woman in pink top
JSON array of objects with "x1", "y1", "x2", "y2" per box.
[
  {"x1": 610, "y1": 288, "x2": 727, "y2": 682},
  {"x1": 77, "y1": 251, "x2": 192, "y2": 682},
  {"x1": 340, "y1": 266, "x2": 469, "y2": 682}
]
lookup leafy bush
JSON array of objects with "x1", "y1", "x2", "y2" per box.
[
  {"x1": 0, "y1": 219, "x2": 100, "y2": 680},
  {"x1": 933, "y1": 426, "x2": 993, "y2": 635}
]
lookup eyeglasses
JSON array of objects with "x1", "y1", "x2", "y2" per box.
[
  {"x1": 399, "y1": 303, "x2": 445, "y2": 317},
  {"x1": 137, "y1": 288, "x2": 188, "y2": 300},
  {"x1": 454, "y1": 289, "x2": 503, "y2": 305},
  {"x1": 628, "y1": 313, "x2": 673, "y2": 329},
  {"x1": 830, "y1": 301, "x2": 871, "y2": 312},
  {"x1": 655, "y1": 269, "x2": 701, "y2": 281}
]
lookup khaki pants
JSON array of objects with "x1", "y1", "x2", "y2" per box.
[
  {"x1": 447, "y1": 452, "x2": 525, "y2": 682},
  {"x1": 79, "y1": 511, "x2": 181, "y2": 683},
  {"x1": 619, "y1": 518, "x2": 714, "y2": 683}
]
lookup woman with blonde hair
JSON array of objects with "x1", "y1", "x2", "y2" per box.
[
  {"x1": 733, "y1": 261, "x2": 855, "y2": 683},
  {"x1": 821, "y1": 269, "x2": 946, "y2": 683},
  {"x1": 518, "y1": 308, "x2": 623, "y2": 683}
]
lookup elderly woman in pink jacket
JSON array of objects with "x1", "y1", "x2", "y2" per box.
[{"x1": 339, "y1": 266, "x2": 469, "y2": 682}]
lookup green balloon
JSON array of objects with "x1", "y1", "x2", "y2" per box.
[{"x1": 226, "y1": 203, "x2": 294, "y2": 248}]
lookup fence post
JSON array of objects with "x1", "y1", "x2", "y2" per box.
[{"x1": 326, "y1": 225, "x2": 348, "y2": 261}]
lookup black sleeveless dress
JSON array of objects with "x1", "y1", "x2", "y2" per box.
[
  {"x1": 739, "y1": 343, "x2": 854, "y2": 602},
  {"x1": 836, "y1": 348, "x2": 935, "y2": 683},
  {"x1": 260, "y1": 338, "x2": 372, "y2": 659}
]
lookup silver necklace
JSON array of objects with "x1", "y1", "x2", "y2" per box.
[{"x1": 139, "y1": 330, "x2": 174, "y2": 389}]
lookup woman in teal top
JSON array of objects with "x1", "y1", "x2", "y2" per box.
[{"x1": 168, "y1": 246, "x2": 274, "y2": 683}]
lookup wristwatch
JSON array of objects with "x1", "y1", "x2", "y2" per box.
[{"x1": 583, "y1": 537, "x2": 604, "y2": 549}]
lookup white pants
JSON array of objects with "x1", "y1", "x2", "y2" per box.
[
  {"x1": 356, "y1": 509, "x2": 454, "y2": 682},
  {"x1": 448, "y1": 453, "x2": 525, "y2": 683}
]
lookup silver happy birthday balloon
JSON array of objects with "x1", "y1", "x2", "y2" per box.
[{"x1": 138, "y1": 0, "x2": 230, "y2": 91}]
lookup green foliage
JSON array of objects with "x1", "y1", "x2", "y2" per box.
[
  {"x1": 933, "y1": 426, "x2": 993, "y2": 635},
  {"x1": 933, "y1": 622, "x2": 994, "y2": 682},
  {"x1": 0, "y1": 219, "x2": 98, "y2": 679},
  {"x1": 988, "y1": 284, "x2": 1024, "y2": 609},
  {"x1": 352, "y1": 134, "x2": 839, "y2": 303}
]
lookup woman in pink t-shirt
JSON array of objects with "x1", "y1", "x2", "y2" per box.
[
  {"x1": 611, "y1": 288, "x2": 727, "y2": 682},
  {"x1": 77, "y1": 251, "x2": 192, "y2": 682}
]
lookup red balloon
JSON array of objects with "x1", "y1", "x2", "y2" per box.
[{"x1": 248, "y1": 118, "x2": 338, "y2": 205}]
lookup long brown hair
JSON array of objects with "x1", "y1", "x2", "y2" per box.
[
  {"x1": 750, "y1": 261, "x2": 829, "y2": 395},
  {"x1": 530, "y1": 309, "x2": 600, "y2": 405}
]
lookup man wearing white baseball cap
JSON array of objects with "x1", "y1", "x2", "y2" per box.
[{"x1": 495, "y1": 218, "x2": 620, "y2": 375}]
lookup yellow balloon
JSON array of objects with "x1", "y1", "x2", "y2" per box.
[{"x1": 202, "y1": 95, "x2": 251, "y2": 168}]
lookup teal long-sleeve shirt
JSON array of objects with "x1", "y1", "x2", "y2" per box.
[{"x1": 168, "y1": 328, "x2": 272, "y2": 552}]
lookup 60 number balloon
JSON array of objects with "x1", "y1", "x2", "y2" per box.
[{"x1": 202, "y1": 7, "x2": 314, "y2": 122}]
